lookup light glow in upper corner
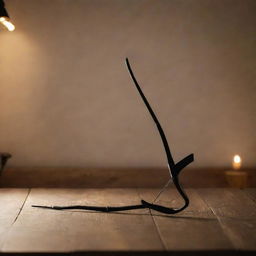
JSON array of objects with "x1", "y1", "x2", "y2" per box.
[
  {"x1": 0, "y1": 16, "x2": 15, "y2": 31},
  {"x1": 232, "y1": 154, "x2": 242, "y2": 170}
]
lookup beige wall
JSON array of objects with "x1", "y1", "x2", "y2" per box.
[{"x1": 0, "y1": 0, "x2": 255, "y2": 168}]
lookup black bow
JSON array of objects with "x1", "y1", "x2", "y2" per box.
[{"x1": 32, "y1": 58, "x2": 194, "y2": 214}]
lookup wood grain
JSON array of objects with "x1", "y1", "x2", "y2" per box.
[
  {"x1": 244, "y1": 188, "x2": 256, "y2": 202},
  {"x1": 0, "y1": 189, "x2": 29, "y2": 249},
  {"x1": 1, "y1": 167, "x2": 255, "y2": 188},
  {"x1": 138, "y1": 188, "x2": 233, "y2": 250},
  {"x1": 1, "y1": 188, "x2": 255, "y2": 253},
  {"x1": 2, "y1": 189, "x2": 163, "y2": 252},
  {"x1": 198, "y1": 188, "x2": 256, "y2": 250}
]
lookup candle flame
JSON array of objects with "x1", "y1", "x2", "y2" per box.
[
  {"x1": 233, "y1": 155, "x2": 241, "y2": 164},
  {"x1": 232, "y1": 154, "x2": 242, "y2": 170}
]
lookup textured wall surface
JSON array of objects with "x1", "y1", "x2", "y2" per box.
[{"x1": 0, "y1": 0, "x2": 255, "y2": 168}]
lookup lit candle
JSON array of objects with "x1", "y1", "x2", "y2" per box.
[
  {"x1": 232, "y1": 155, "x2": 242, "y2": 170},
  {"x1": 0, "y1": 17, "x2": 15, "y2": 31}
]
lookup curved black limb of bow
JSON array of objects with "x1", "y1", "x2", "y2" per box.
[
  {"x1": 125, "y1": 58, "x2": 194, "y2": 214},
  {"x1": 32, "y1": 58, "x2": 194, "y2": 214}
]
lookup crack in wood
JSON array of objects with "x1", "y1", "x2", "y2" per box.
[
  {"x1": 12, "y1": 188, "x2": 31, "y2": 225},
  {"x1": 136, "y1": 188, "x2": 166, "y2": 250},
  {"x1": 195, "y1": 189, "x2": 238, "y2": 250},
  {"x1": 149, "y1": 208, "x2": 167, "y2": 251}
]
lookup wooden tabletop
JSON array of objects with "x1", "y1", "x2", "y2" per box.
[{"x1": 0, "y1": 188, "x2": 255, "y2": 255}]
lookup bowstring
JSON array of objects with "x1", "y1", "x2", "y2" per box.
[{"x1": 152, "y1": 178, "x2": 172, "y2": 204}]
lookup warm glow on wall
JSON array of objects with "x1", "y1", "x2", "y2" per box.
[
  {"x1": 0, "y1": 0, "x2": 15, "y2": 31},
  {"x1": 0, "y1": 16, "x2": 15, "y2": 31}
]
